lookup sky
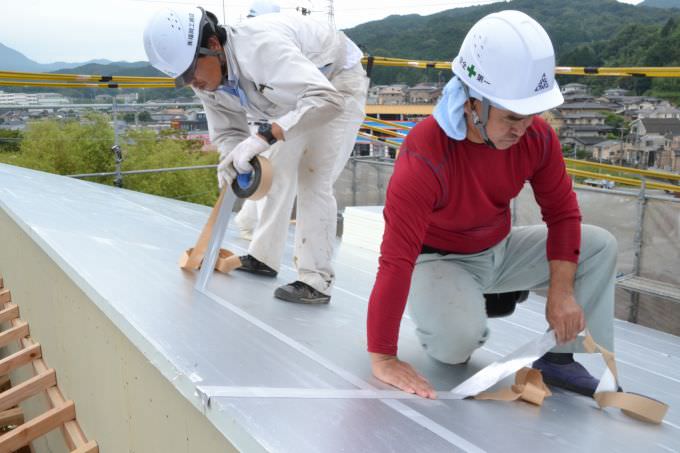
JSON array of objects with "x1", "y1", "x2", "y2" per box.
[{"x1": 0, "y1": 0, "x2": 644, "y2": 64}]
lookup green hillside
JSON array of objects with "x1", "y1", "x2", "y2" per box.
[{"x1": 344, "y1": 0, "x2": 680, "y2": 88}]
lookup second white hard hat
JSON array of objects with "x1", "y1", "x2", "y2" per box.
[
  {"x1": 247, "y1": 0, "x2": 281, "y2": 18},
  {"x1": 452, "y1": 10, "x2": 564, "y2": 115}
]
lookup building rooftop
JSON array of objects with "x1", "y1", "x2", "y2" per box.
[
  {"x1": 558, "y1": 102, "x2": 619, "y2": 110},
  {"x1": 638, "y1": 118, "x2": 680, "y2": 135},
  {"x1": 0, "y1": 165, "x2": 678, "y2": 452}
]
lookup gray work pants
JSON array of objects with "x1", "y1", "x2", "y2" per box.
[{"x1": 408, "y1": 225, "x2": 617, "y2": 364}]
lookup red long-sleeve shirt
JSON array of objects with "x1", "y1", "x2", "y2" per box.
[{"x1": 367, "y1": 115, "x2": 581, "y2": 356}]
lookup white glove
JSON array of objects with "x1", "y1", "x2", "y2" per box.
[
  {"x1": 217, "y1": 153, "x2": 236, "y2": 189},
  {"x1": 217, "y1": 135, "x2": 270, "y2": 189}
]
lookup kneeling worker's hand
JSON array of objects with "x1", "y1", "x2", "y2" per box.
[
  {"x1": 546, "y1": 292, "x2": 585, "y2": 344},
  {"x1": 217, "y1": 135, "x2": 270, "y2": 189},
  {"x1": 370, "y1": 353, "x2": 437, "y2": 399}
]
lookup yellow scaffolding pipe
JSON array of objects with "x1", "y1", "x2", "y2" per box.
[
  {"x1": 565, "y1": 158, "x2": 680, "y2": 182},
  {"x1": 361, "y1": 123, "x2": 407, "y2": 139},
  {"x1": 364, "y1": 116, "x2": 411, "y2": 130},
  {"x1": 360, "y1": 57, "x2": 680, "y2": 78},
  {"x1": 357, "y1": 131, "x2": 402, "y2": 148},
  {"x1": 555, "y1": 66, "x2": 680, "y2": 77},
  {"x1": 0, "y1": 80, "x2": 175, "y2": 89},
  {"x1": 0, "y1": 70, "x2": 174, "y2": 83},
  {"x1": 567, "y1": 168, "x2": 680, "y2": 193},
  {"x1": 4, "y1": 59, "x2": 680, "y2": 90}
]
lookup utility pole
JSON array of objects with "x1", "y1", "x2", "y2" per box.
[
  {"x1": 618, "y1": 126, "x2": 626, "y2": 166},
  {"x1": 327, "y1": 0, "x2": 335, "y2": 28}
]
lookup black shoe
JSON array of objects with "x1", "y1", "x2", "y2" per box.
[
  {"x1": 533, "y1": 357, "x2": 600, "y2": 397},
  {"x1": 274, "y1": 281, "x2": 330, "y2": 304},
  {"x1": 236, "y1": 255, "x2": 277, "y2": 277}
]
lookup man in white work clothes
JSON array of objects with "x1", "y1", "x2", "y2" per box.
[{"x1": 144, "y1": 7, "x2": 368, "y2": 303}]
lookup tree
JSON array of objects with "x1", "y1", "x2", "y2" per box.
[
  {"x1": 6, "y1": 114, "x2": 114, "y2": 175},
  {"x1": 0, "y1": 116, "x2": 219, "y2": 206},
  {"x1": 122, "y1": 111, "x2": 152, "y2": 123},
  {"x1": 0, "y1": 130, "x2": 22, "y2": 153},
  {"x1": 121, "y1": 129, "x2": 218, "y2": 205}
]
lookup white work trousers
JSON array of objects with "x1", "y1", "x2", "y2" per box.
[
  {"x1": 407, "y1": 225, "x2": 617, "y2": 364},
  {"x1": 237, "y1": 63, "x2": 369, "y2": 294}
]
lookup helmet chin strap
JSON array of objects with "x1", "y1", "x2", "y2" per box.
[{"x1": 462, "y1": 84, "x2": 496, "y2": 149}]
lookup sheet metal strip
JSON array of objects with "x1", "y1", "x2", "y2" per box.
[{"x1": 201, "y1": 289, "x2": 485, "y2": 453}]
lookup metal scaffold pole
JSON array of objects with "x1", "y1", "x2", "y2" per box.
[
  {"x1": 628, "y1": 177, "x2": 648, "y2": 323},
  {"x1": 112, "y1": 96, "x2": 123, "y2": 188}
]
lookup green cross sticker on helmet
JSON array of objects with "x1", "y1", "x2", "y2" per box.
[
  {"x1": 451, "y1": 10, "x2": 564, "y2": 115},
  {"x1": 467, "y1": 65, "x2": 477, "y2": 78}
]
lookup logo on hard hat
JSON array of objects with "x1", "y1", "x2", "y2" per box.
[
  {"x1": 534, "y1": 73, "x2": 549, "y2": 92},
  {"x1": 187, "y1": 12, "x2": 195, "y2": 46},
  {"x1": 459, "y1": 56, "x2": 491, "y2": 85}
]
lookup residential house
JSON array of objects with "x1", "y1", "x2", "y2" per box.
[
  {"x1": 406, "y1": 83, "x2": 442, "y2": 104},
  {"x1": 603, "y1": 88, "x2": 629, "y2": 97},
  {"x1": 541, "y1": 110, "x2": 564, "y2": 134},
  {"x1": 366, "y1": 85, "x2": 384, "y2": 104},
  {"x1": 591, "y1": 139, "x2": 623, "y2": 162},
  {"x1": 637, "y1": 106, "x2": 680, "y2": 120},
  {"x1": 629, "y1": 118, "x2": 680, "y2": 168},
  {"x1": 555, "y1": 107, "x2": 615, "y2": 155},
  {"x1": 556, "y1": 101, "x2": 619, "y2": 117},
  {"x1": 657, "y1": 136, "x2": 680, "y2": 172},
  {"x1": 176, "y1": 110, "x2": 208, "y2": 132},
  {"x1": 561, "y1": 83, "x2": 592, "y2": 102},
  {"x1": 377, "y1": 85, "x2": 408, "y2": 105}
]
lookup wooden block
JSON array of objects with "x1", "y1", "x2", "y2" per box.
[
  {"x1": 0, "y1": 401, "x2": 75, "y2": 452},
  {"x1": 62, "y1": 420, "x2": 88, "y2": 450},
  {"x1": 0, "y1": 304, "x2": 20, "y2": 325},
  {"x1": 0, "y1": 369, "x2": 57, "y2": 413},
  {"x1": 70, "y1": 440, "x2": 99, "y2": 453},
  {"x1": 0, "y1": 322, "x2": 29, "y2": 349},
  {"x1": 0, "y1": 289, "x2": 10, "y2": 305},
  {"x1": 0, "y1": 375, "x2": 10, "y2": 392},
  {"x1": 0, "y1": 407, "x2": 24, "y2": 427},
  {"x1": 0, "y1": 344, "x2": 41, "y2": 377}
]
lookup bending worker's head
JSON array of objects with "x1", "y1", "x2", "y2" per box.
[
  {"x1": 453, "y1": 10, "x2": 564, "y2": 149},
  {"x1": 143, "y1": 7, "x2": 227, "y2": 91}
]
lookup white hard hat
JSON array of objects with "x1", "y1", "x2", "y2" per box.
[
  {"x1": 452, "y1": 10, "x2": 563, "y2": 115},
  {"x1": 247, "y1": 0, "x2": 281, "y2": 18},
  {"x1": 144, "y1": 7, "x2": 202, "y2": 79}
]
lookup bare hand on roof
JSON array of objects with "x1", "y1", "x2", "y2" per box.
[{"x1": 370, "y1": 353, "x2": 437, "y2": 399}]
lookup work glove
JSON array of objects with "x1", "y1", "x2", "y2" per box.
[{"x1": 217, "y1": 135, "x2": 270, "y2": 189}]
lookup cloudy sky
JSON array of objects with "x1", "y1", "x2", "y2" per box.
[{"x1": 0, "y1": 0, "x2": 643, "y2": 64}]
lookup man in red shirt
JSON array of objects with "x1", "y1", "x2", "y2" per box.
[{"x1": 367, "y1": 10, "x2": 617, "y2": 399}]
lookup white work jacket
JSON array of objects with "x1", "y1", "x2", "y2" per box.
[{"x1": 193, "y1": 14, "x2": 359, "y2": 155}]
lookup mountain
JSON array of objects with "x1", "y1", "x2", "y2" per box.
[
  {"x1": 0, "y1": 43, "x2": 46, "y2": 72},
  {"x1": 53, "y1": 62, "x2": 162, "y2": 77},
  {"x1": 638, "y1": 0, "x2": 680, "y2": 8},
  {"x1": 344, "y1": 0, "x2": 677, "y2": 85},
  {"x1": 0, "y1": 43, "x2": 125, "y2": 72}
]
